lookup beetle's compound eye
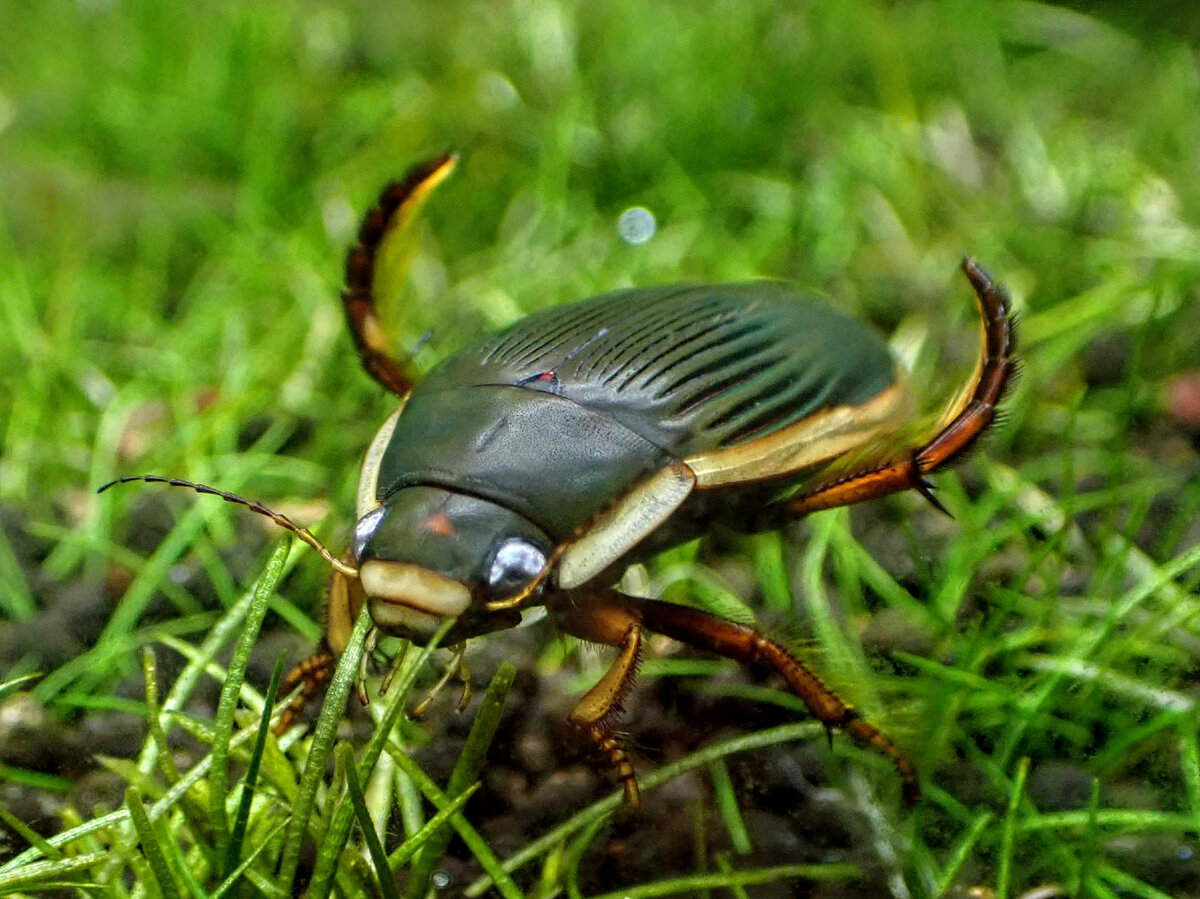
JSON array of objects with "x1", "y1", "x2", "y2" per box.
[
  {"x1": 487, "y1": 537, "x2": 546, "y2": 597},
  {"x1": 352, "y1": 506, "x2": 387, "y2": 562}
]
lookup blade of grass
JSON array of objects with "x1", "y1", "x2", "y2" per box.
[
  {"x1": 277, "y1": 604, "x2": 373, "y2": 889},
  {"x1": 209, "y1": 817, "x2": 290, "y2": 899},
  {"x1": 339, "y1": 742, "x2": 402, "y2": 899},
  {"x1": 565, "y1": 813, "x2": 611, "y2": 899},
  {"x1": 0, "y1": 852, "x2": 110, "y2": 896},
  {"x1": 385, "y1": 748, "x2": 524, "y2": 899},
  {"x1": 210, "y1": 538, "x2": 290, "y2": 865},
  {"x1": 585, "y1": 862, "x2": 861, "y2": 898},
  {"x1": 387, "y1": 783, "x2": 480, "y2": 869},
  {"x1": 0, "y1": 674, "x2": 39, "y2": 704},
  {"x1": 1073, "y1": 778, "x2": 1102, "y2": 896},
  {"x1": 1180, "y1": 716, "x2": 1200, "y2": 829},
  {"x1": 222, "y1": 654, "x2": 286, "y2": 880},
  {"x1": 0, "y1": 517, "x2": 36, "y2": 619},
  {"x1": 931, "y1": 811, "x2": 992, "y2": 896},
  {"x1": 305, "y1": 622, "x2": 452, "y2": 897},
  {"x1": 0, "y1": 805, "x2": 62, "y2": 862},
  {"x1": 707, "y1": 758, "x2": 751, "y2": 856},
  {"x1": 996, "y1": 757, "x2": 1029, "y2": 899},
  {"x1": 0, "y1": 713, "x2": 266, "y2": 877},
  {"x1": 800, "y1": 512, "x2": 880, "y2": 712},
  {"x1": 142, "y1": 648, "x2": 180, "y2": 785},
  {"x1": 405, "y1": 660, "x2": 516, "y2": 898},
  {"x1": 1092, "y1": 861, "x2": 1177, "y2": 899},
  {"x1": 125, "y1": 786, "x2": 181, "y2": 899},
  {"x1": 0, "y1": 764, "x2": 72, "y2": 794}
]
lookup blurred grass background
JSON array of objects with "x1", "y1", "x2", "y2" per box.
[{"x1": 2, "y1": 0, "x2": 1200, "y2": 896}]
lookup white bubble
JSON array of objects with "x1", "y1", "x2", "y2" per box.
[{"x1": 617, "y1": 206, "x2": 656, "y2": 245}]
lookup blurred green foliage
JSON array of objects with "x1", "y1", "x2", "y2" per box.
[{"x1": 1, "y1": 0, "x2": 1199, "y2": 896}]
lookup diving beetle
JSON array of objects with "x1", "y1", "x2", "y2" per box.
[{"x1": 102, "y1": 153, "x2": 1016, "y2": 805}]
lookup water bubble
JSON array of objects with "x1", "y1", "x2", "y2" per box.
[
  {"x1": 431, "y1": 870, "x2": 451, "y2": 889},
  {"x1": 618, "y1": 207, "x2": 656, "y2": 245}
]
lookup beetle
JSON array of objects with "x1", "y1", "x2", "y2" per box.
[{"x1": 102, "y1": 152, "x2": 1016, "y2": 805}]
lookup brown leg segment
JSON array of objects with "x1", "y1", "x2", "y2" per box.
[
  {"x1": 342, "y1": 153, "x2": 458, "y2": 396},
  {"x1": 754, "y1": 258, "x2": 1016, "y2": 527},
  {"x1": 626, "y1": 593, "x2": 919, "y2": 803},
  {"x1": 276, "y1": 650, "x2": 336, "y2": 735},
  {"x1": 555, "y1": 589, "x2": 918, "y2": 803},
  {"x1": 553, "y1": 598, "x2": 646, "y2": 806}
]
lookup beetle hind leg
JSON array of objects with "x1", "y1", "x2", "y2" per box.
[
  {"x1": 342, "y1": 153, "x2": 458, "y2": 396},
  {"x1": 754, "y1": 258, "x2": 1017, "y2": 526}
]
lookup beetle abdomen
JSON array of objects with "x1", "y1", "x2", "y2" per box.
[{"x1": 428, "y1": 282, "x2": 898, "y2": 458}]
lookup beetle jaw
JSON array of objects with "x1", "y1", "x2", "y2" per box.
[{"x1": 359, "y1": 560, "x2": 472, "y2": 637}]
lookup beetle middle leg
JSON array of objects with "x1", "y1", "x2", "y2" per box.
[
  {"x1": 555, "y1": 588, "x2": 919, "y2": 804},
  {"x1": 553, "y1": 597, "x2": 646, "y2": 806}
]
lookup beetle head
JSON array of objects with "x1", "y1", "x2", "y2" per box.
[{"x1": 351, "y1": 485, "x2": 553, "y2": 641}]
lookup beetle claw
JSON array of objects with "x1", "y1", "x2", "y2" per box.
[{"x1": 915, "y1": 476, "x2": 953, "y2": 518}]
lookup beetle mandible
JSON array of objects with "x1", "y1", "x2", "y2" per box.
[{"x1": 103, "y1": 153, "x2": 1016, "y2": 805}]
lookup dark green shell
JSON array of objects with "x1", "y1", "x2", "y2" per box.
[
  {"x1": 425, "y1": 283, "x2": 894, "y2": 453},
  {"x1": 376, "y1": 283, "x2": 897, "y2": 539}
]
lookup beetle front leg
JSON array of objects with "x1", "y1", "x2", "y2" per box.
[
  {"x1": 552, "y1": 597, "x2": 646, "y2": 806},
  {"x1": 560, "y1": 588, "x2": 919, "y2": 803}
]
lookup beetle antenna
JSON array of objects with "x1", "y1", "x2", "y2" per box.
[{"x1": 97, "y1": 475, "x2": 358, "y2": 578}]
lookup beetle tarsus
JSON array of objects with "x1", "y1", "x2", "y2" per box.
[{"x1": 587, "y1": 725, "x2": 641, "y2": 808}]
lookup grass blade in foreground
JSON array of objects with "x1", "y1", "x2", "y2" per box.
[
  {"x1": 305, "y1": 622, "x2": 454, "y2": 896},
  {"x1": 405, "y1": 661, "x2": 516, "y2": 899},
  {"x1": 277, "y1": 606, "x2": 373, "y2": 889},
  {"x1": 222, "y1": 654, "x2": 286, "y2": 881},
  {"x1": 339, "y1": 742, "x2": 402, "y2": 899},
  {"x1": 210, "y1": 539, "x2": 291, "y2": 863}
]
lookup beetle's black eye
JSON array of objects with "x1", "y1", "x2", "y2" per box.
[
  {"x1": 352, "y1": 506, "x2": 387, "y2": 561},
  {"x1": 487, "y1": 537, "x2": 546, "y2": 596}
]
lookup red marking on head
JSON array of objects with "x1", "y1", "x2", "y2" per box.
[
  {"x1": 422, "y1": 511, "x2": 456, "y2": 537},
  {"x1": 534, "y1": 370, "x2": 556, "y2": 382}
]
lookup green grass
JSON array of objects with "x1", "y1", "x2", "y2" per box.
[{"x1": 2, "y1": 0, "x2": 1200, "y2": 896}]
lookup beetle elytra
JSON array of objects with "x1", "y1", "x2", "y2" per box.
[{"x1": 102, "y1": 153, "x2": 1016, "y2": 805}]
